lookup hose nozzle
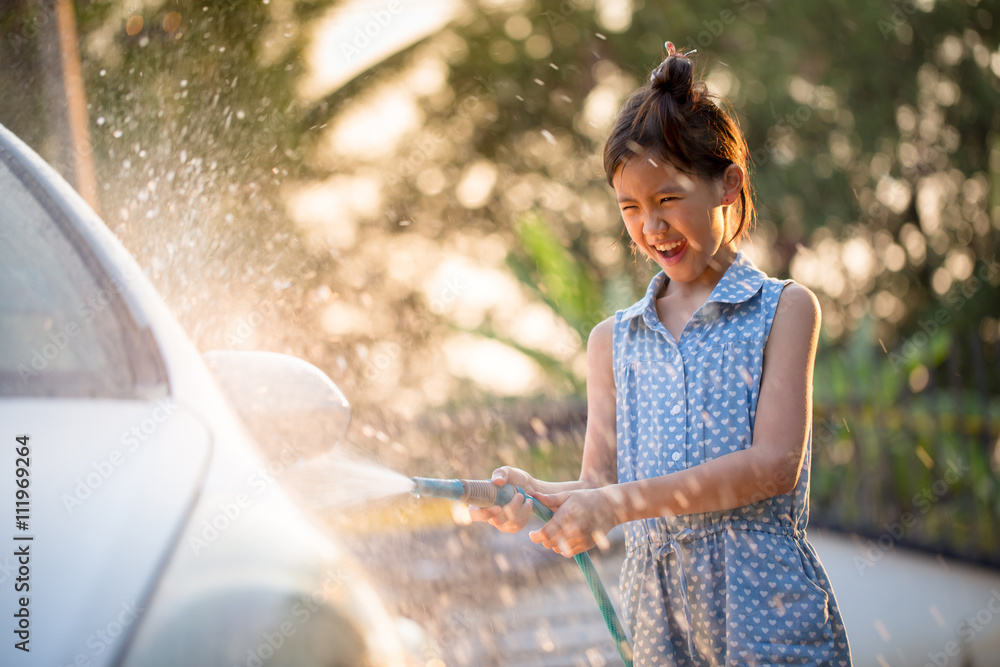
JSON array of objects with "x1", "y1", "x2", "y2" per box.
[{"x1": 411, "y1": 477, "x2": 518, "y2": 509}]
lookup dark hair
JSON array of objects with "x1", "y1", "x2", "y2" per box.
[{"x1": 603, "y1": 53, "x2": 755, "y2": 245}]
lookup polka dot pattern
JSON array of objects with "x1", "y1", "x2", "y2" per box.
[{"x1": 613, "y1": 252, "x2": 853, "y2": 666}]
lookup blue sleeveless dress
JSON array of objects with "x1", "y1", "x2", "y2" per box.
[{"x1": 613, "y1": 252, "x2": 853, "y2": 666}]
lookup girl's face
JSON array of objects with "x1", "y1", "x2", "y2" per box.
[{"x1": 613, "y1": 154, "x2": 742, "y2": 286}]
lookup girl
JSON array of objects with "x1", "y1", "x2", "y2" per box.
[{"x1": 470, "y1": 43, "x2": 854, "y2": 666}]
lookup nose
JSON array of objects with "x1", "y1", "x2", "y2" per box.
[{"x1": 643, "y1": 211, "x2": 669, "y2": 238}]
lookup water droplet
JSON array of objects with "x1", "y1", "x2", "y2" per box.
[{"x1": 113, "y1": 130, "x2": 123, "y2": 138}]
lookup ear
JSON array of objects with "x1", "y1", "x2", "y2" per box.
[{"x1": 719, "y1": 163, "x2": 744, "y2": 205}]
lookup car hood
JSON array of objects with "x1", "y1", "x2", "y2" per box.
[{"x1": 0, "y1": 398, "x2": 211, "y2": 667}]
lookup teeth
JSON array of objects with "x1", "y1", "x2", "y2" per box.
[{"x1": 653, "y1": 239, "x2": 684, "y2": 252}]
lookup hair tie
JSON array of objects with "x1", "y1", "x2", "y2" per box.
[
  {"x1": 666, "y1": 41, "x2": 698, "y2": 58},
  {"x1": 651, "y1": 41, "x2": 698, "y2": 81}
]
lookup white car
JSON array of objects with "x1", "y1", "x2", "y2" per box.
[{"x1": 0, "y1": 122, "x2": 411, "y2": 666}]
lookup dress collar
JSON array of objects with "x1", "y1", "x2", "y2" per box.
[{"x1": 619, "y1": 251, "x2": 767, "y2": 322}]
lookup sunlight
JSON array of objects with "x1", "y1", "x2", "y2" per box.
[
  {"x1": 875, "y1": 174, "x2": 912, "y2": 214},
  {"x1": 455, "y1": 160, "x2": 498, "y2": 209},
  {"x1": 580, "y1": 85, "x2": 622, "y2": 137},
  {"x1": 321, "y1": 301, "x2": 374, "y2": 337},
  {"x1": 297, "y1": 0, "x2": 460, "y2": 100},
  {"x1": 596, "y1": 0, "x2": 633, "y2": 33},
  {"x1": 504, "y1": 302, "x2": 581, "y2": 361},
  {"x1": 284, "y1": 174, "x2": 382, "y2": 249},
  {"x1": 444, "y1": 333, "x2": 543, "y2": 396},
  {"x1": 577, "y1": 61, "x2": 637, "y2": 139},
  {"x1": 316, "y1": 86, "x2": 424, "y2": 161},
  {"x1": 841, "y1": 237, "x2": 875, "y2": 283},
  {"x1": 423, "y1": 253, "x2": 524, "y2": 328}
]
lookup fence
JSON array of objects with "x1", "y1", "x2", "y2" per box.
[{"x1": 810, "y1": 328, "x2": 1000, "y2": 568}]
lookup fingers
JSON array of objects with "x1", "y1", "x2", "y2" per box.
[
  {"x1": 491, "y1": 466, "x2": 535, "y2": 493},
  {"x1": 475, "y1": 489, "x2": 598, "y2": 556},
  {"x1": 467, "y1": 505, "x2": 500, "y2": 524},
  {"x1": 532, "y1": 491, "x2": 567, "y2": 511},
  {"x1": 530, "y1": 527, "x2": 588, "y2": 557},
  {"x1": 496, "y1": 492, "x2": 533, "y2": 532},
  {"x1": 529, "y1": 514, "x2": 593, "y2": 557},
  {"x1": 496, "y1": 490, "x2": 524, "y2": 520},
  {"x1": 469, "y1": 491, "x2": 533, "y2": 533},
  {"x1": 591, "y1": 529, "x2": 612, "y2": 551},
  {"x1": 528, "y1": 494, "x2": 609, "y2": 557}
]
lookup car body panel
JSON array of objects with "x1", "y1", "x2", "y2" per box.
[{"x1": 0, "y1": 400, "x2": 211, "y2": 666}]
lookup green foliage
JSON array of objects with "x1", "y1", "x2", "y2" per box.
[{"x1": 508, "y1": 213, "x2": 604, "y2": 336}]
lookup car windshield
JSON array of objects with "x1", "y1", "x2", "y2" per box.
[{"x1": 0, "y1": 155, "x2": 138, "y2": 398}]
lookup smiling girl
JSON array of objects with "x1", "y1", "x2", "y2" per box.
[{"x1": 471, "y1": 43, "x2": 854, "y2": 665}]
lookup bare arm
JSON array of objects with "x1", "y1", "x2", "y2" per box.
[{"x1": 578, "y1": 317, "x2": 618, "y2": 487}]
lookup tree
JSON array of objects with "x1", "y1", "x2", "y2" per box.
[{"x1": 2, "y1": 0, "x2": 998, "y2": 410}]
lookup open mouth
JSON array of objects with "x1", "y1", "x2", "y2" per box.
[{"x1": 650, "y1": 238, "x2": 688, "y2": 264}]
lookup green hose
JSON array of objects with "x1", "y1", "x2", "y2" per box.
[
  {"x1": 522, "y1": 489, "x2": 634, "y2": 667},
  {"x1": 411, "y1": 478, "x2": 634, "y2": 666}
]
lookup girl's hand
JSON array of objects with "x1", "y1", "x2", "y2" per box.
[
  {"x1": 529, "y1": 486, "x2": 623, "y2": 557},
  {"x1": 467, "y1": 466, "x2": 537, "y2": 534}
]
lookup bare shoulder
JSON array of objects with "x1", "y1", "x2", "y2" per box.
[
  {"x1": 588, "y1": 317, "x2": 615, "y2": 348},
  {"x1": 774, "y1": 282, "x2": 822, "y2": 328},
  {"x1": 587, "y1": 317, "x2": 615, "y2": 367},
  {"x1": 773, "y1": 282, "x2": 821, "y2": 336}
]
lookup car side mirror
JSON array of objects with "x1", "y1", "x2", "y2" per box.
[{"x1": 202, "y1": 350, "x2": 351, "y2": 460}]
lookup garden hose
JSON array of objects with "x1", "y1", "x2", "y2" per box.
[{"x1": 411, "y1": 477, "x2": 634, "y2": 666}]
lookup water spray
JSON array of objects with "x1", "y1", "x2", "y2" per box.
[{"x1": 410, "y1": 477, "x2": 634, "y2": 666}]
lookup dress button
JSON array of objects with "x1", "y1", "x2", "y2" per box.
[
  {"x1": 670, "y1": 404, "x2": 681, "y2": 415},
  {"x1": 671, "y1": 451, "x2": 682, "y2": 462}
]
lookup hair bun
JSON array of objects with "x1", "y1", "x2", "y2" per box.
[{"x1": 649, "y1": 55, "x2": 694, "y2": 103}]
